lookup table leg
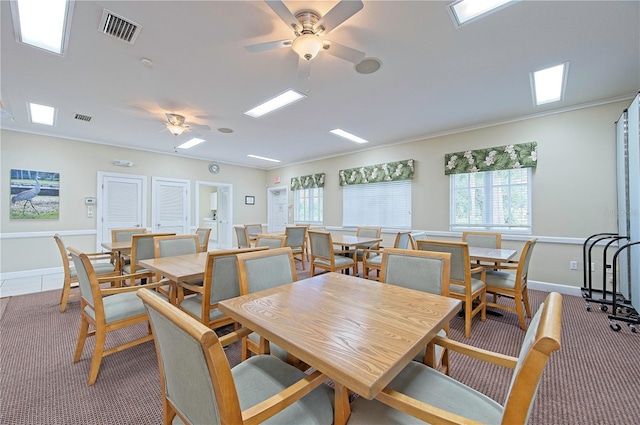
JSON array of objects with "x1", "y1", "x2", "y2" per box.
[{"x1": 334, "y1": 383, "x2": 351, "y2": 425}]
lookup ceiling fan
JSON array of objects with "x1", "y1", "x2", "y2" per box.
[
  {"x1": 165, "y1": 113, "x2": 191, "y2": 136},
  {"x1": 245, "y1": 0, "x2": 366, "y2": 79}
]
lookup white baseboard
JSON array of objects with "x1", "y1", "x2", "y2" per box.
[{"x1": 528, "y1": 280, "x2": 582, "y2": 297}]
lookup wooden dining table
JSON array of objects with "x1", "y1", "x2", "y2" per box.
[
  {"x1": 139, "y1": 252, "x2": 209, "y2": 302},
  {"x1": 468, "y1": 246, "x2": 517, "y2": 263},
  {"x1": 219, "y1": 272, "x2": 461, "y2": 425},
  {"x1": 331, "y1": 234, "x2": 383, "y2": 275}
]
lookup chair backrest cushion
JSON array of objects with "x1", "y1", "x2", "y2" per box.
[
  {"x1": 417, "y1": 241, "x2": 467, "y2": 282},
  {"x1": 519, "y1": 239, "x2": 537, "y2": 278},
  {"x1": 132, "y1": 234, "x2": 160, "y2": 264},
  {"x1": 309, "y1": 231, "x2": 332, "y2": 259},
  {"x1": 382, "y1": 248, "x2": 450, "y2": 296},
  {"x1": 256, "y1": 235, "x2": 286, "y2": 249},
  {"x1": 143, "y1": 297, "x2": 223, "y2": 424},
  {"x1": 69, "y1": 251, "x2": 96, "y2": 307},
  {"x1": 113, "y1": 228, "x2": 146, "y2": 242},
  {"x1": 156, "y1": 236, "x2": 199, "y2": 258},
  {"x1": 210, "y1": 254, "x2": 242, "y2": 304},
  {"x1": 463, "y1": 232, "x2": 501, "y2": 249},
  {"x1": 238, "y1": 248, "x2": 296, "y2": 294},
  {"x1": 234, "y1": 226, "x2": 249, "y2": 247},
  {"x1": 394, "y1": 232, "x2": 413, "y2": 249},
  {"x1": 285, "y1": 226, "x2": 306, "y2": 247}
]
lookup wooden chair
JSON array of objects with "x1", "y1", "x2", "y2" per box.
[
  {"x1": 417, "y1": 240, "x2": 486, "y2": 338},
  {"x1": 308, "y1": 231, "x2": 356, "y2": 276},
  {"x1": 244, "y1": 223, "x2": 263, "y2": 245},
  {"x1": 462, "y1": 231, "x2": 502, "y2": 268},
  {"x1": 195, "y1": 227, "x2": 212, "y2": 252},
  {"x1": 363, "y1": 231, "x2": 416, "y2": 281},
  {"x1": 236, "y1": 247, "x2": 300, "y2": 365},
  {"x1": 379, "y1": 247, "x2": 452, "y2": 374},
  {"x1": 122, "y1": 233, "x2": 175, "y2": 286},
  {"x1": 110, "y1": 227, "x2": 147, "y2": 270},
  {"x1": 306, "y1": 225, "x2": 326, "y2": 261},
  {"x1": 68, "y1": 248, "x2": 162, "y2": 385},
  {"x1": 54, "y1": 234, "x2": 119, "y2": 313},
  {"x1": 285, "y1": 226, "x2": 308, "y2": 270},
  {"x1": 255, "y1": 233, "x2": 287, "y2": 249},
  {"x1": 348, "y1": 292, "x2": 563, "y2": 425},
  {"x1": 485, "y1": 238, "x2": 538, "y2": 330},
  {"x1": 178, "y1": 247, "x2": 266, "y2": 329},
  {"x1": 234, "y1": 225, "x2": 251, "y2": 248},
  {"x1": 137, "y1": 288, "x2": 334, "y2": 425}
]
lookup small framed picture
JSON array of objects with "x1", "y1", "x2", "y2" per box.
[{"x1": 245, "y1": 196, "x2": 255, "y2": 205}]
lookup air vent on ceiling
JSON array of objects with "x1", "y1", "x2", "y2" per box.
[
  {"x1": 99, "y1": 9, "x2": 141, "y2": 44},
  {"x1": 74, "y1": 113, "x2": 92, "y2": 122}
]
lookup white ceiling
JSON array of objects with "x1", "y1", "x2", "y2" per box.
[{"x1": 1, "y1": 1, "x2": 639, "y2": 170}]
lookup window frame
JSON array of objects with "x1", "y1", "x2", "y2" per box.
[
  {"x1": 449, "y1": 168, "x2": 532, "y2": 234},
  {"x1": 293, "y1": 187, "x2": 324, "y2": 225}
]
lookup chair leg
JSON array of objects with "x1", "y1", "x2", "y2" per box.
[
  {"x1": 88, "y1": 327, "x2": 106, "y2": 385},
  {"x1": 73, "y1": 317, "x2": 90, "y2": 363},
  {"x1": 241, "y1": 337, "x2": 250, "y2": 362},
  {"x1": 480, "y1": 291, "x2": 487, "y2": 322},
  {"x1": 59, "y1": 281, "x2": 71, "y2": 313},
  {"x1": 514, "y1": 294, "x2": 527, "y2": 330},
  {"x1": 522, "y1": 288, "x2": 532, "y2": 318},
  {"x1": 464, "y1": 300, "x2": 472, "y2": 338}
]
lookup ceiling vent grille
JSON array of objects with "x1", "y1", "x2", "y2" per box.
[
  {"x1": 74, "y1": 113, "x2": 92, "y2": 122},
  {"x1": 99, "y1": 9, "x2": 141, "y2": 44}
]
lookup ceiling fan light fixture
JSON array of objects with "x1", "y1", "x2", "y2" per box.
[
  {"x1": 166, "y1": 123, "x2": 188, "y2": 136},
  {"x1": 292, "y1": 34, "x2": 323, "y2": 61}
]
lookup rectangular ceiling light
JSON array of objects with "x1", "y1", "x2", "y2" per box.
[
  {"x1": 12, "y1": 0, "x2": 73, "y2": 55},
  {"x1": 247, "y1": 154, "x2": 281, "y2": 163},
  {"x1": 244, "y1": 90, "x2": 306, "y2": 118},
  {"x1": 449, "y1": 0, "x2": 514, "y2": 27},
  {"x1": 28, "y1": 102, "x2": 55, "y2": 125},
  {"x1": 330, "y1": 129, "x2": 369, "y2": 144},
  {"x1": 176, "y1": 137, "x2": 205, "y2": 149},
  {"x1": 531, "y1": 63, "x2": 568, "y2": 105}
]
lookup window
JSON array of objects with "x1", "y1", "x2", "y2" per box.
[
  {"x1": 294, "y1": 187, "x2": 323, "y2": 224},
  {"x1": 343, "y1": 180, "x2": 411, "y2": 228},
  {"x1": 450, "y1": 168, "x2": 531, "y2": 233}
]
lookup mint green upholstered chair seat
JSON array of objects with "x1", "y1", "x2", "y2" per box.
[
  {"x1": 450, "y1": 276, "x2": 485, "y2": 295},
  {"x1": 484, "y1": 270, "x2": 517, "y2": 289},
  {"x1": 179, "y1": 295, "x2": 225, "y2": 322},
  {"x1": 348, "y1": 293, "x2": 563, "y2": 425},
  {"x1": 313, "y1": 255, "x2": 353, "y2": 268},
  {"x1": 69, "y1": 262, "x2": 115, "y2": 278},
  {"x1": 84, "y1": 291, "x2": 146, "y2": 323}
]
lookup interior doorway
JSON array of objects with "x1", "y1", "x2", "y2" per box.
[
  {"x1": 267, "y1": 186, "x2": 288, "y2": 233},
  {"x1": 195, "y1": 181, "x2": 233, "y2": 249}
]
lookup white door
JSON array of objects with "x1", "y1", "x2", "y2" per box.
[
  {"x1": 217, "y1": 185, "x2": 232, "y2": 248},
  {"x1": 267, "y1": 186, "x2": 288, "y2": 233},
  {"x1": 97, "y1": 172, "x2": 147, "y2": 250},
  {"x1": 152, "y1": 177, "x2": 189, "y2": 234}
]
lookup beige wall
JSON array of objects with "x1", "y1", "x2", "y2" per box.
[
  {"x1": 1, "y1": 131, "x2": 268, "y2": 272},
  {"x1": 0, "y1": 100, "x2": 628, "y2": 289},
  {"x1": 265, "y1": 101, "x2": 628, "y2": 288}
]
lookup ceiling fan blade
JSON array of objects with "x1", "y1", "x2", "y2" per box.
[
  {"x1": 313, "y1": 0, "x2": 363, "y2": 35},
  {"x1": 190, "y1": 123, "x2": 212, "y2": 132},
  {"x1": 264, "y1": 0, "x2": 301, "y2": 33},
  {"x1": 297, "y1": 57, "x2": 311, "y2": 80},
  {"x1": 244, "y1": 39, "x2": 292, "y2": 53},
  {"x1": 323, "y1": 40, "x2": 366, "y2": 64}
]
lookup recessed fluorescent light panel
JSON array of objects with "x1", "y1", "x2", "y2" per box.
[
  {"x1": 330, "y1": 129, "x2": 369, "y2": 144},
  {"x1": 11, "y1": 0, "x2": 74, "y2": 55},
  {"x1": 28, "y1": 103, "x2": 55, "y2": 125},
  {"x1": 176, "y1": 138, "x2": 205, "y2": 149},
  {"x1": 244, "y1": 90, "x2": 306, "y2": 118},
  {"x1": 247, "y1": 154, "x2": 281, "y2": 163},
  {"x1": 449, "y1": 0, "x2": 515, "y2": 27},
  {"x1": 531, "y1": 63, "x2": 568, "y2": 106}
]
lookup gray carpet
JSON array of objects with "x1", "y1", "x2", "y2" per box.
[{"x1": 1, "y1": 281, "x2": 639, "y2": 424}]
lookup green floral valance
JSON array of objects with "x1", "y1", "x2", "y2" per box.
[
  {"x1": 290, "y1": 173, "x2": 325, "y2": 190},
  {"x1": 339, "y1": 159, "x2": 414, "y2": 186},
  {"x1": 444, "y1": 142, "x2": 537, "y2": 175}
]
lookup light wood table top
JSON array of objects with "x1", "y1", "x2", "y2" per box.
[
  {"x1": 139, "y1": 252, "x2": 208, "y2": 283},
  {"x1": 219, "y1": 272, "x2": 461, "y2": 425},
  {"x1": 330, "y1": 234, "x2": 382, "y2": 247},
  {"x1": 101, "y1": 241, "x2": 132, "y2": 251},
  {"x1": 468, "y1": 246, "x2": 517, "y2": 262}
]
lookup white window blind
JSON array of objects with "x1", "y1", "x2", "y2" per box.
[
  {"x1": 343, "y1": 180, "x2": 411, "y2": 228},
  {"x1": 293, "y1": 187, "x2": 323, "y2": 224},
  {"x1": 450, "y1": 168, "x2": 531, "y2": 233}
]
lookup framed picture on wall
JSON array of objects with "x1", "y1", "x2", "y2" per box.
[
  {"x1": 245, "y1": 196, "x2": 255, "y2": 205},
  {"x1": 10, "y1": 169, "x2": 60, "y2": 219}
]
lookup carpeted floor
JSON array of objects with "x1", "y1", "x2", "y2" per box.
[{"x1": 1, "y1": 279, "x2": 639, "y2": 424}]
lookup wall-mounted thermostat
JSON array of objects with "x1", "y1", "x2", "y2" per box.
[{"x1": 85, "y1": 197, "x2": 96, "y2": 205}]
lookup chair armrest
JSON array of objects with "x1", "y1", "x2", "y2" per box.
[
  {"x1": 431, "y1": 335, "x2": 517, "y2": 369},
  {"x1": 469, "y1": 265, "x2": 485, "y2": 275},
  {"x1": 179, "y1": 281, "x2": 205, "y2": 294},
  {"x1": 97, "y1": 271, "x2": 154, "y2": 286},
  {"x1": 241, "y1": 370, "x2": 327, "y2": 425},
  {"x1": 375, "y1": 387, "x2": 486, "y2": 425},
  {"x1": 217, "y1": 327, "x2": 253, "y2": 347},
  {"x1": 100, "y1": 280, "x2": 166, "y2": 295},
  {"x1": 363, "y1": 248, "x2": 384, "y2": 260}
]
